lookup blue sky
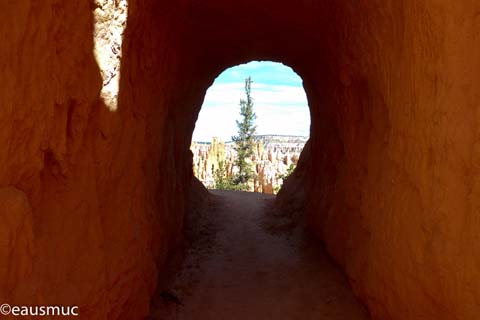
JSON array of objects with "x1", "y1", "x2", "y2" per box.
[{"x1": 192, "y1": 61, "x2": 311, "y2": 142}]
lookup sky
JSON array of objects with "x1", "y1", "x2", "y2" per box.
[{"x1": 192, "y1": 61, "x2": 311, "y2": 142}]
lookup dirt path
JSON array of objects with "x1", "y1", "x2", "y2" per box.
[{"x1": 149, "y1": 190, "x2": 370, "y2": 320}]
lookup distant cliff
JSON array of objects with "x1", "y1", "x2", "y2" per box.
[{"x1": 191, "y1": 135, "x2": 308, "y2": 194}]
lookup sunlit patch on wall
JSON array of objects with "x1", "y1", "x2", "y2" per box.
[{"x1": 93, "y1": 0, "x2": 128, "y2": 111}]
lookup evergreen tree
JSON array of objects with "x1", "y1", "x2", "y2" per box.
[
  {"x1": 232, "y1": 77, "x2": 257, "y2": 189},
  {"x1": 279, "y1": 163, "x2": 296, "y2": 181}
]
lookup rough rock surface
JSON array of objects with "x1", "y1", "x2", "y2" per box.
[
  {"x1": 0, "y1": 187, "x2": 34, "y2": 304},
  {"x1": 0, "y1": 0, "x2": 479, "y2": 319},
  {"x1": 93, "y1": 0, "x2": 128, "y2": 109}
]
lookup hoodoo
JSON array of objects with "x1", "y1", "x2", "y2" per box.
[{"x1": 0, "y1": 0, "x2": 479, "y2": 319}]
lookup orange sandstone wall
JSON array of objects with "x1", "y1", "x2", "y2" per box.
[
  {"x1": 301, "y1": 1, "x2": 480, "y2": 319},
  {"x1": 1, "y1": 0, "x2": 479, "y2": 319},
  {"x1": 0, "y1": 1, "x2": 188, "y2": 318}
]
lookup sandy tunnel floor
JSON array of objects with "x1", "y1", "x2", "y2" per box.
[{"x1": 149, "y1": 190, "x2": 370, "y2": 320}]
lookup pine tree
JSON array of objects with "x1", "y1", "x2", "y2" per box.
[{"x1": 232, "y1": 77, "x2": 257, "y2": 190}]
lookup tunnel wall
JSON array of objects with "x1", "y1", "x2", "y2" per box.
[
  {"x1": 0, "y1": 0, "x2": 479, "y2": 319},
  {"x1": 0, "y1": 1, "x2": 188, "y2": 318},
  {"x1": 300, "y1": 2, "x2": 480, "y2": 319}
]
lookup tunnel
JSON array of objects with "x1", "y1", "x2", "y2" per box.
[{"x1": 1, "y1": 0, "x2": 479, "y2": 319}]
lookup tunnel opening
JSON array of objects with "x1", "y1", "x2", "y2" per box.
[
  {"x1": 148, "y1": 60, "x2": 371, "y2": 318},
  {"x1": 190, "y1": 61, "x2": 311, "y2": 194},
  {"x1": 139, "y1": 52, "x2": 371, "y2": 317}
]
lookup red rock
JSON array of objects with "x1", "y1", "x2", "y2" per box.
[{"x1": 0, "y1": 0, "x2": 479, "y2": 319}]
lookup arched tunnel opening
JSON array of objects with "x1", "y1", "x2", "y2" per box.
[
  {"x1": 1, "y1": 0, "x2": 479, "y2": 319},
  {"x1": 146, "y1": 61, "x2": 358, "y2": 318},
  {"x1": 191, "y1": 61, "x2": 311, "y2": 194}
]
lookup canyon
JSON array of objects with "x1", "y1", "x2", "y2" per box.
[
  {"x1": 0, "y1": 0, "x2": 479, "y2": 319},
  {"x1": 191, "y1": 135, "x2": 307, "y2": 193}
]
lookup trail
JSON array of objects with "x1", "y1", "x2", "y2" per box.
[{"x1": 149, "y1": 190, "x2": 370, "y2": 320}]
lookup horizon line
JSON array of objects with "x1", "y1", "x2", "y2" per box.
[{"x1": 192, "y1": 134, "x2": 310, "y2": 144}]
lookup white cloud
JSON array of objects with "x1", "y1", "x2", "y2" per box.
[
  {"x1": 192, "y1": 61, "x2": 310, "y2": 142},
  {"x1": 192, "y1": 82, "x2": 310, "y2": 142}
]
